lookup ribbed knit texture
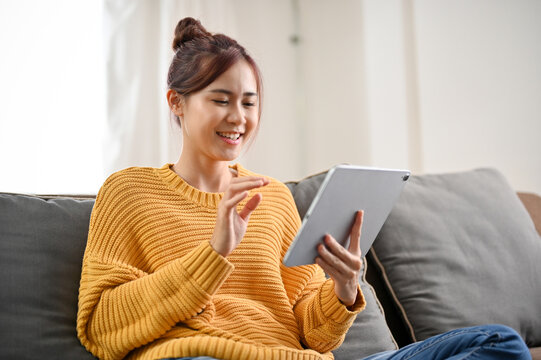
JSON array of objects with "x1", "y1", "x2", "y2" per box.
[{"x1": 77, "y1": 163, "x2": 365, "y2": 360}]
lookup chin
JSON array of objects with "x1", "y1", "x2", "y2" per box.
[{"x1": 215, "y1": 152, "x2": 240, "y2": 162}]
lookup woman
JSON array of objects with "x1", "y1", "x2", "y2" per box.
[{"x1": 77, "y1": 17, "x2": 531, "y2": 360}]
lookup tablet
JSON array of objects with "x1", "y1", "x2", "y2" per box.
[{"x1": 283, "y1": 164, "x2": 410, "y2": 267}]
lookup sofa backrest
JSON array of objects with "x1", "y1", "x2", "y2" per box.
[
  {"x1": 1, "y1": 171, "x2": 539, "y2": 359},
  {"x1": 0, "y1": 193, "x2": 97, "y2": 359}
]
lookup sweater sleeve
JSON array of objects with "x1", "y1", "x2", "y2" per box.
[
  {"x1": 278, "y1": 184, "x2": 366, "y2": 353},
  {"x1": 76, "y1": 177, "x2": 234, "y2": 360},
  {"x1": 293, "y1": 275, "x2": 365, "y2": 352}
]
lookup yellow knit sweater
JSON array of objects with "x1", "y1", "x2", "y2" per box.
[{"x1": 77, "y1": 163, "x2": 365, "y2": 360}]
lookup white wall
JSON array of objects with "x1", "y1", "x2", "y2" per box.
[
  {"x1": 414, "y1": 0, "x2": 541, "y2": 193},
  {"x1": 240, "y1": 0, "x2": 541, "y2": 194},
  {"x1": 2, "y1": 1, "x2": 539, "y2": 194},
  {"x1": 362, "y1": 0, "x2": 414, "y2": 172},
  {"x1": 234, "y1": 0, "x2": 375, "y2": 180},
  {"x1": 230, "y1": 0, "x2": 304, "y2": 180}
]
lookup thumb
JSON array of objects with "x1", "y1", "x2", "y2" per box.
[{"x1": 348, "y1": 210, "x2": 364, "y2": 254}]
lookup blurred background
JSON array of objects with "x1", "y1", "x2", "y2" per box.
[{"x1": 1, "y1": 0, "x2": 540, "y2": 194}]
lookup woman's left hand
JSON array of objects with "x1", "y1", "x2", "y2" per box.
[{"x1": 315, "y1": 210, "x2": 364, "y2": 307}]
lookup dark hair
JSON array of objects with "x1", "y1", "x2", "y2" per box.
[{"x1": 167, "y1": 17, "x2": 263, "y2": 127}]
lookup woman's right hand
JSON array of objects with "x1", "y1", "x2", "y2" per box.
[{"x1": 210, "y1": 176, "x2": 270, "y2": 257}]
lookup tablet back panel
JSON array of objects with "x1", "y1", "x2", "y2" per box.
[{"x1": 283, "y1": 165, "x2": 409, "y2": 267}]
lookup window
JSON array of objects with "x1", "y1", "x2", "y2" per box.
[{"x1": 0, "y1": 1, "x2": 105, "y2": 194}]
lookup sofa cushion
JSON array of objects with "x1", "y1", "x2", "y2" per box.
[
  {"x1": 0, "y1": 193, "x2": 97, "y2": 359},
  {"x1": 334, "y1": 257, "x2": 398, "y2": 359},
  {"x1": 1, "y1": 180, "x2": 396, "y2": 360},
  {"x1": 370, "y1": 168, "x2": 541, "y2": 347},
  {"x1": 286, "y1": 173, "x2": 398, "y2": 359}
]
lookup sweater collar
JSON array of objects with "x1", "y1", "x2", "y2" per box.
[{"x1": 156, "y1": 163, "x2": 246, "y2": 208}]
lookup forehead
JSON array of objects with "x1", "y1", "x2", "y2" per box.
[{"x1": 205, "y1": 60, "x2": 258, "y2": 94}]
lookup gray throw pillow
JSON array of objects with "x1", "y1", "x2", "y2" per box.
[
  {"x1": 370, "y1": 168, "x2": 541, "y2": 347},
  {"x1": 286, "y1": 173, "x2": 398, "y2": 359},
  {"x1": 0, "y1": 193, "x2": 97, "y2": 359}
]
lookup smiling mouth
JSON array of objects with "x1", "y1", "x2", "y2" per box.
[{"x1": 216, "y1": 132, "x2": 242, "y2": 140}]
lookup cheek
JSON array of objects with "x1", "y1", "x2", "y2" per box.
[
  {"x1": 247, "y1": 109, "x2": 260, "y2": 130},
  {"x1": 246, "y1": 117, "x2": 260, "y2": 140}
]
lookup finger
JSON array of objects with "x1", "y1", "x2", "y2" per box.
[
  {"x1": 323, "y1": 235, "x2": 353, "y2": 265},
  {"x1": 317, "y1": 240, "x2": 353, "y2": 276},
  {"x1": 323, "y1": 235, "x2": 362, "y2": 272},
  {"x1": 230, "y1": 176, "x2": 270, "y2": 187},
  {"x1": 230, "y1": 175, "x2": 270, "y2": 184},
  {"x1": 318, "y1": 256, "x2": 360, "y2": 306},
  {"x1": 238, "y1": 193, "x2": 262, "y2": 221},
  {"x1": 224, "y1": 177, "x2": 269, "y2": 205},
  {"x1": 228, "y1": 177, "x2": 269, "y2": 195},
  {"x1": 348, "y1": 210, "x2": 364, "y2": 255},
  {"x1": 221, "y1": 177, "x2": 268, "y2": 209},
  {"x1": 315, "y1": 254, "x2": 343, "y2": 281},
  {"x1": 222, "y1": 190, "x2": 249, "y2": 209}
]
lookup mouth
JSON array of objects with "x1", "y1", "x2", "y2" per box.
[{"x1": 216, "y1": 131, "x2": 243, "y2": 141}]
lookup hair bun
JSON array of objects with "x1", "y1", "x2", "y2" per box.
[{"x1": 172, "y1": 17, "x2": 211, "y2": 51}]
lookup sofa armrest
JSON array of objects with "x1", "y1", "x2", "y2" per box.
[{"x1": 518, "y1": 192, "x2": 541, "y2": 236}]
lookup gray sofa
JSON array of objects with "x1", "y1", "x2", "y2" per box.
[{"x1": 1, "y1": 167, "x2": 540, "y2": 360}]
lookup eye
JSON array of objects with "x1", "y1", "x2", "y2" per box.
[
  {"x1": 212, "y1": 99, "x2": 228, "y2": 105},
  {"x1": 243, "y1": 102, "x2": 256, "y2": 107}
]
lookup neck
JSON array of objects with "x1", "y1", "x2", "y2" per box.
[{"x1": 172, "y1": 153, "x2": 235, "y2": 193}]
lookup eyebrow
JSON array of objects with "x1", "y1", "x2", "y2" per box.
[{"x1": 208, "y1": 89, "x2": 258, "y2": 97}]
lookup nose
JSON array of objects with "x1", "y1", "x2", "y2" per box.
[{"x1": 227, "y1": 101, "x2": 246, "y2": 125}]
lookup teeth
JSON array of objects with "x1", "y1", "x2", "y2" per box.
[{"x1": 217, "y1": 132, "x2": 241, "y2": 140}]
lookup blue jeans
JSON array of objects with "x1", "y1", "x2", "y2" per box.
[
  {"x1": 362, "y1": 324, "x2": 530, "y2": 360},
  {"x1": 163, "y1": 324, "x2": 531, "y2": 360}
]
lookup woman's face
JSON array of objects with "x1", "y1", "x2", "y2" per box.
[{"x1": 178, "y1": 60, "x2": 259, "y2": 164}]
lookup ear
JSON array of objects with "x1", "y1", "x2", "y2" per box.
[{"x1": 167, "y1": 89, "x2": 184, "y2": 117}]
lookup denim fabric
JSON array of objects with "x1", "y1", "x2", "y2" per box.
[
  {"x1": 362, "y1": 325, "x2": 531, "y2": 360},
  {"x1": 160, "y1": 325, "x2": 530, "y2": 360}
]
